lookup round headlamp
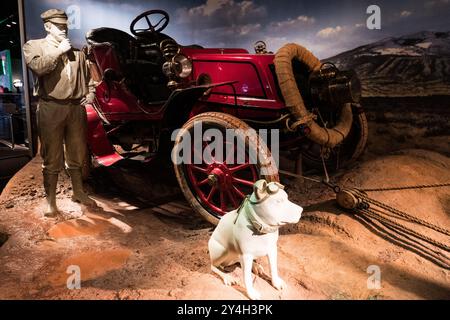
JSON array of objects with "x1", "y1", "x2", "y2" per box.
[
  {"x1": 162, "y1": 54, "x2": 193, "y2": 79},
  {"x1": 309, "y1": 63, "x2": 361, "y2": 111},
  {"x1": 172, "y1": 54, "x2": 193, "y2": 78}
]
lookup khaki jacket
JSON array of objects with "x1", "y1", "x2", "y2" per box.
[{"x1": 23, "y1": 38, "x2": 94, "y2": 101}]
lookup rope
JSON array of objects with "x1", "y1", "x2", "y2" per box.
[
  {"x1": 355, "y1": 213, "x2": 450, "y2": 270},
  {"x1": 285, "y1": 113, "x2": 317, "y2": 132},
  {"x1": 353, "y1": 189, "x2": 450, "y2": 237},
  {"x1": 360, "y1": 182, "x2": 450, "y2": 192},
  {"x1": 357, "y1": 208, "x2": 450, "y2": 252},
  {"x1": 278, "y1": 165, "x2": 450, "y2": 268},
  {"x1": 351, "y1": 188, "x2": 450, "y2": 268}
]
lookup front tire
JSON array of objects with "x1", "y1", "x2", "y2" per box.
[{"x1": 173, "y1": 112, "x2": 279, "y2": 225}]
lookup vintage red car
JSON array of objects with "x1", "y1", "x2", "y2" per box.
[{"x1": 83, "y1": 9, "x2": 368, "y2": 224}]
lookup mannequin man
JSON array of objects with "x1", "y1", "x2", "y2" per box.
[{"x1": 23, "y1": 9, "x2": 96, "y2": 217}]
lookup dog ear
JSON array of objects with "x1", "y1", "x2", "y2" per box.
[{"x1": 254, "y1": 180, "x2": 268, "y2": 201}]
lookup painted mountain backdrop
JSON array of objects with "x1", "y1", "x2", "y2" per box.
[{"x1": 326, "y1": 31, "x2": 450, "y2": 97}]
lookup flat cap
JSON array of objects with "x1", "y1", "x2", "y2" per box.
[{"x1": 40, "y1": 9, "x2": 68, "y2": 25}]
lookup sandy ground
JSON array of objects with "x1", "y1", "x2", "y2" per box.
[{"x1": 0, "y1": 147, "x2": 449, "y2": 300}]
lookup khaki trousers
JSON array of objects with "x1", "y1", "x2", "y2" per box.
[{"x1": 37, "y1": 99, "x2": 87, "y2": 175}]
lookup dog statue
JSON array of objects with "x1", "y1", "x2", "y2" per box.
[{"x1": 208, "y1": 179, "x2": 303, "y2": 300}]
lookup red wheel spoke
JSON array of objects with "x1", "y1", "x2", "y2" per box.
[
  {"x1": 197, "y1": 178, "x2": 209, "y2": 187},
  {"x1": 207, "y1": 186, "x2": 217, "y2": 201},
  {"x1": 233, "y1": 177, "x2": 255, "y2": 187},
  {"x1": 226, "y1": 189, "x2": 238, "y2": 207},
  {"x1": 230, "y1": 163, "x2": 251, "y2": 173},
  {"x1": 203, "y1": 141, "x2": 216, "y2": 163},
  {"x1": 192, "y1": 142, "x2": 204, "y2": 164},
  {"x1": 191, "y1": 165, "x2": 207, "y2": 174},
  {"x1": 224, "y1": 141, "x2": 236, "y2": 165},
  {"x1": 250, "y1": 164, "x2": 257, "y2": 178},
  {"x1": 220, "y1": 190, "x2": 226, "y2": 211},
  {"x1": 232, "y1": 186, "x2": 246, "y2": 200},
  {"x1": 181, "y1": 113, "x2": 268, "y2": 219}
]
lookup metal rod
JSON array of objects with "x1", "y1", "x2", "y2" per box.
[
  {"x1": 278, "y1": 169, "x2": 322, "y2": 184},
  {"x1": 9, "y1": 114, "x2": 14, "y2": 149},
  {"x1": 321, "y1": 150, "x2": 330, "y2": 183},
  {"x1": 294, "y1": 152, "x2": 304, "y2": 185},
  {"x1": 17, "y1": 0, "x2": 34, "y2": 157}
]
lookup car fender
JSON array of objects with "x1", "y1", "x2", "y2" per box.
[{"x1": 85, "y1": 104, "x2": 123, "y2": 166}]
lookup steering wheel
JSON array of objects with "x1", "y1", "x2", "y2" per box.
[{"x1": 130, "y1": 9, "x2": 169, "y2": 37}]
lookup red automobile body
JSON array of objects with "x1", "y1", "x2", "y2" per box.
[
  {"x1": 184, "y1": 48, "x2": 284, "y2": 118},
  {"x1": 82, "y1": 10, "x2": 367, "y2": 224},
  {"x1": 86, "y1": 44, "x2": 286, "y2": 165}
]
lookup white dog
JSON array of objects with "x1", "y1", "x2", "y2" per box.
[{"x1": 208, "y1": 179, "x2": 303, "y2": 300}]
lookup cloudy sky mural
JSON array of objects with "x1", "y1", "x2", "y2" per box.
[{"x1": 24, "y1": 0, "x2": 450, "y2": 58}]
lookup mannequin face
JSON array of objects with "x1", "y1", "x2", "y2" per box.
[{"x1": 44, "y1": 22, "x2": 68, "y2": 42}]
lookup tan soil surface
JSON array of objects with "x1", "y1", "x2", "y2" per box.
[{"x1": 0, "y1": 149, "x2": 449, "y2": 300}]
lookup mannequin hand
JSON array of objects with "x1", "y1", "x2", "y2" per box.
[
  {"x1": 58, "y1": 38, "x2": 72, "y2": 54},
  {"x1": 81, "y1": 92, "x2": 95, "y2": 105}
]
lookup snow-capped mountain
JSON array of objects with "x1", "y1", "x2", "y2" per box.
[{"x1": 326, "y1": 31, "x2": 450, "y2": 97}]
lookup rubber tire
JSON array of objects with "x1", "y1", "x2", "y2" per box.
[{"x1": 173, "y1": 112, "x2": 279, "y2": 225}]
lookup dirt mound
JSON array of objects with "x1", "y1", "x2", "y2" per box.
[
  {"x1": 284, "y1": 149, "x2": 450, "y2": 299},
  {"x1": 0, "y1": 150, "x2": 449, "y2": 299}
]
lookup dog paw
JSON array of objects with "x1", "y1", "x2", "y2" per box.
[
  {"x1": 272, "y1": 277, "x2": 287, "y2": 291},
  {"x1": 223, "y1": 275, "x2": 239, "y2": 286},
  {"x1": 247, "y1": 288, "x2": 261, "y2": 300}
]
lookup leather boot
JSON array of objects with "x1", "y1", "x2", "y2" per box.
[
  {"x1": 43, "y1": 172, "x2": 59, "y2": 217},
  {"x1": 67, "y1": 168, "x2": 97, "y2": 207}
]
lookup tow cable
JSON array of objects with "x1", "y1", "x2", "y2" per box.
[{"x1": 278, "y1": 153, "x2": 450, "y2": 269}]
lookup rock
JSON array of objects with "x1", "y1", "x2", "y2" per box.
[{"x1": 28, "y1": 289, "x2": 39, "y2": 295}]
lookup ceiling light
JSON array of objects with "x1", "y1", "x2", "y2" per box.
[{"x1": 13, "y1": 79, "x2": 23, "y2": 88}]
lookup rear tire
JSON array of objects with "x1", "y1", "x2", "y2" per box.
[{"x1": 302, "y1": 105, "x2": 368, "y2": 171}]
